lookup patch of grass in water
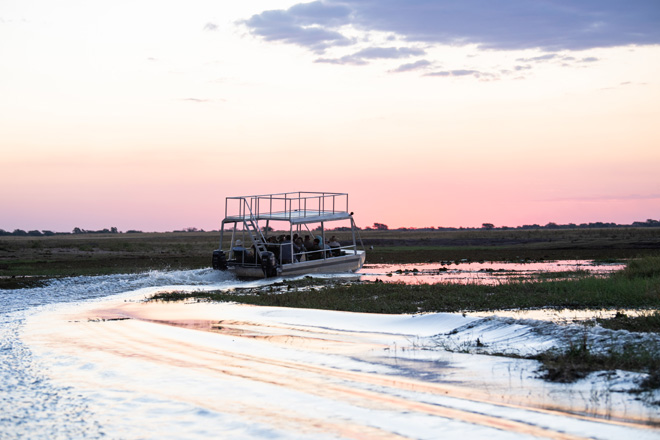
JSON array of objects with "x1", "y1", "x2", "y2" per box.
[
  {"x1": 619, "y1": 255, "x2": 660, "y2": 279},
  {"x1": 597, "y1": 311, "x2": 660, "y2": 333},
  {"x1": 534, "y1": 333, "x2": 660, "y2": 393}
]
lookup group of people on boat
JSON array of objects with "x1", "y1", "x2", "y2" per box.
[{"x1": 231, "y1": 234, "x2": 343, "y2": 264}]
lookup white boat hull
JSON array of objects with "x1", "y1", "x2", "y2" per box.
[{"x1": 228, "y1": 251, "x2": 366, "y2": 279}]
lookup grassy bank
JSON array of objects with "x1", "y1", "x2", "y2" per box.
[{"x1": 2, "y1": 227, "x2": 659, "y2": 288}]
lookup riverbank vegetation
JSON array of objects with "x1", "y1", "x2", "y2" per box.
[
  {"x1": 2, "y1": 227, "x2": 659, "y2": 285},
  {"x1": 152, "y1": 255, "x2": 660, "y2": 317}
]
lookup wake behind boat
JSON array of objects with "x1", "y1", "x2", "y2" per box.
[{"x1": 212, "y1": 192, "x2": 366, "y2": 278}]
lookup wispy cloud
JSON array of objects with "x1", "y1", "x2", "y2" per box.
[
  {"x1": 315, "y1": 46, "x2": 425, "y2": 65},
  {"x1": 391, "y1": 59, "x2": 432, "y2": 73},
  {"x1": 425, "y1": 69, "x2": 492, "y2": 79}
]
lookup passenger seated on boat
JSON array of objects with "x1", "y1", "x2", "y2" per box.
[
  {"x1": 293, "y1": 237, "x2": 306, "y2": 262},
  {"x1": 307, "y1": 238, "x2": 323, "y2": 260},
  {"x1": 266, "y1": 236, "x2": 280, "y2": 260},
  {"x1": 321, "y1": 237, "x2": 333, "y2": 258},
  {"x1": 329, "y1": 236, "x2": 341, "y2": 257},
  {"x1": 303, "y1": 235, "x2": 313, "y2": 250},
  {"x1": 232, "y1": 239, "x2": 246, "y2": 262},
  {"x1": 245, "y1": 245, "x2": 257, "y2": 264},
  {"x1": 279, "y1": 238, "x2": 295, "y2": 264}
]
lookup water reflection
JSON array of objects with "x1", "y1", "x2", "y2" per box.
[{"x1": 357, "y1": 260, "x2": 625, "y2": 285}]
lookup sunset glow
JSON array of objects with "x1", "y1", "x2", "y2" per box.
[{"x1": 2, "y1": 1, "x2": 659, "y2": 232}]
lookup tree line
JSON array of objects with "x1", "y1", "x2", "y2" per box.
[
  {"x1": 2, "y1": 219, "x2": 659, "y2": 237},
  {"x1": 0, "y1": 227, "x2": 134, "y2": 236},
  {"x1": 357, "y1": 218, "x2": 660, "y2": 231}
]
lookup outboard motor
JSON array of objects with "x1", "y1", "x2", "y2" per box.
[
  {"x1": 212, "y1": 249, "x2": 228, "y2": 270},
  {"x1": 260, "y1": 251, "x2": 278, "y2": 278}
]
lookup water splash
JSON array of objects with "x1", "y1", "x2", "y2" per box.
[{"x1": 0, "y1": 268, "x2": 236, "y2": 439}]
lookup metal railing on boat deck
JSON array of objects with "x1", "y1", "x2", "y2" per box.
[{"x1": 225, "y1": 192, "x2": 350, "y2": 221}]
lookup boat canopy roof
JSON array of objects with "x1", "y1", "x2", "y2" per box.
[{"x1": 223, "y1": 192, "x2": 353, "y2": 225}]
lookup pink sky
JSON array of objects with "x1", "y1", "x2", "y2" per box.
[{"x1": 1, "y1": 1, "x2": 659, "y2": 232}]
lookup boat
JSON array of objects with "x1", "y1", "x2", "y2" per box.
[{"x1": 212, "y1": 192, "x2": 366, "y2": 278}]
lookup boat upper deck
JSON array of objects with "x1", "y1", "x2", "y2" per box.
[{"x1": 223, "y1": 192, "x2": 353, "y2": 225}]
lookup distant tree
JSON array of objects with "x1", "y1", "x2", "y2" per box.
[
  {"x1": 0, "y1": 229, "x2": 9, "y2": 236},
  {"x1": 12, "y1": 229, "x2": 27, "y2": 236},
  {"x1": 73, "y1": 227, "x2": 84, "y2": 234},
  {"x1": 482, "y1": 223, "x2": 494, "y2": 230},
  {"x1": 27, "y1": 230, "x2": 43, "y2": 236},
  {"x1": 184, "y1": 227, "x2": 199, "y2": 232},
  {"x1": 42, "y1": 230, "x2": 55, "y2": 236},
  {"x1": 110, "y1": 227, "x2": 119, "y2": 234},
  {"x1": 373, "y1": 223, "x2": 389, "y2": 230},
  {"x1": 261, "y1": 225, "x2": 274, "y2": 232}
]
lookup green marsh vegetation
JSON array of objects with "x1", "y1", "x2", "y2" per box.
[
  {"x1": 2, "y1": 227, "x2": 658, "y2": 284},
  {"x1": 153, "y1": 255, "x2": 660, "y2": 315}
]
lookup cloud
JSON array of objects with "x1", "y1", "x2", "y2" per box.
[
  {"x1": 204, "y1": 22, "x2": 218, "y2": 31},
  {"x1": 517, "y1": 53, "x2": 599, "y2": 68},
  {"x1": 391, "y1": 59, "x2": 432, "y2": 73},
  {"x1": 346, "y1": 0, "x2": 660, "y2": 51},
  {"x1": 240, "y1": 1, "x2": 657, "y2": 77},
  {"x1": 351, "y1": 46, "x2": 425, "y2": 59},
  {"x1": 243, "y1": 1, "x2": 660, "y2": 52},
  {"x1": 314, "y1": 55, "x2": 368, "y2": 66},
  {"x1": 425, "y1": 69, "x2": 489, "y2": 79},
  {"x1": 517, "y1": 54, "x2": 560, "y2": 63},
  {"x1": 241, "y1": 2, "x2": 353, "y2": 53},
  {"x1": 315, "y1": 46, "x2": 425, "y2": 65}
]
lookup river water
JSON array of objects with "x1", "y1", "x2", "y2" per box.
[
  {"x1": 0, "y1": 269, "x2": 236, "y2": 439},
  {"x1": 2, "y1": 262, "x2": 657, "y2": 439}
]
